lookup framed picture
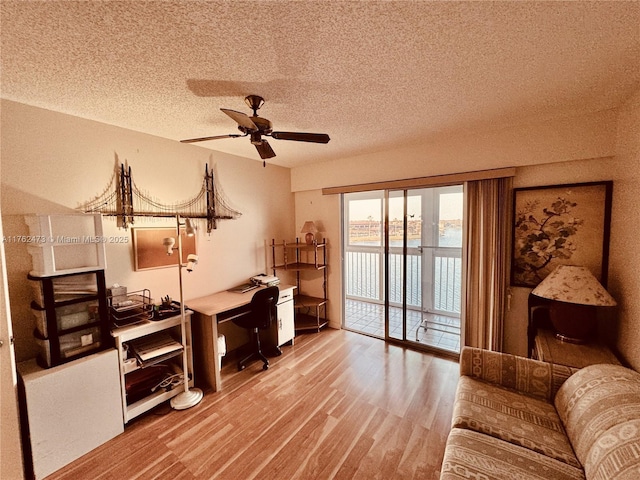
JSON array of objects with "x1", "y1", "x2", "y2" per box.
[
  {"x1": 132, "y1": 227, "x2": 197, "y2": 271},
  {"x1": 511, "y1": 181, "x2": 612, "y2": 288}
]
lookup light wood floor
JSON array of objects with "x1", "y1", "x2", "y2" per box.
[{"x1": 46, "y1": 328, "x2": 460, "y2": 480}]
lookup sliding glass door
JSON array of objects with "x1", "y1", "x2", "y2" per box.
[
  {"x1": 343, "y1": 186, "x2": 463, "y2": 354},
  {"x1": 343, "y1": 191, "x2": 385, "y2": 336}
]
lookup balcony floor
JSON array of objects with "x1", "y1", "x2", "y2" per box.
[{"x1": 344, "y1": 298, "x2": 461, "y2": 353}]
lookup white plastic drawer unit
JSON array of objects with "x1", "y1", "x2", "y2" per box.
[{"x1": 28, "y1": 270, "x2": 111, "y2": 368}]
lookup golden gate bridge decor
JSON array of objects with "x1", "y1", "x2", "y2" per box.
[{"x1": 78, "y1": 163, "x2": 241, "y2": 233}]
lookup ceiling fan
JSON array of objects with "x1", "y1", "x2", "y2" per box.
[{"x1": 181, "y1": 95, "x2": 330, "y2": 165}]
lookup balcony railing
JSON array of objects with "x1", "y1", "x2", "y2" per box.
[{"x1": 345, "y1": 246, "x2": 461, "y2": 315}]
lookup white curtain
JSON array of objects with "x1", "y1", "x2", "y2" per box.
[{"x1": 462, "y1": 177, "x2": 512, "y2": 351}]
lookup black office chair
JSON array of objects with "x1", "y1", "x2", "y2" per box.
[{"x1": 233, "y1": 286, "x2": 279, "y2": 371}]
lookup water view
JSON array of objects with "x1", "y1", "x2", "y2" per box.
[{"x1": 346, "y1": 225, "x2": 462, "y2": 312}]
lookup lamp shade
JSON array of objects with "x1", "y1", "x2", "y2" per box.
[
  {"x1": 300, "y1": 221, "x2": 318, "y2": 234},
  {"x1": 531, "y1": 265, "x2": 616, "y2": 306}
]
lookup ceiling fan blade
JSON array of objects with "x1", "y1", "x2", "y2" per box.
[
  {"x1": 270, "y1": 131, "x2": 330, "y2": 143},
  {"x1": 255, "y1": 140, "x2": 276, "y2": 159},
  {"x1": 180, "y1": 133, "x2": 243, "y2": 143},
  {"x1": 221, "y1": 108, "x2": 258, "y2": 131}
]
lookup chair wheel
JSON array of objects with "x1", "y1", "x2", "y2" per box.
[
  {"x1": 263, "y1": 363, "x2": 269, "y2": 371},
  {"x1": 238, "y1": 363, "x2": 246, "y2": 371}
]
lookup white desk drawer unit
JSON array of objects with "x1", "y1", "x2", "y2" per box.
[{"x1": 275, "y1": 289, "x2": 295, "y2": 347}]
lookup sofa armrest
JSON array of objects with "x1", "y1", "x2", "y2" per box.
[{"x1": 459, "y1": 346, "x2": 577, "y2": 401}]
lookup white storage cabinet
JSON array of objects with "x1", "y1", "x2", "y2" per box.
[{"x1": 18, "y1": 350, "x2": 123, "y2": 479}]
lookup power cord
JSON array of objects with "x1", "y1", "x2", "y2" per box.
[{"x1": 151, "y1": 372, "x2": 184, "y2": 392}]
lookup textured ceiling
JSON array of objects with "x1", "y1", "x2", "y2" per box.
[{"x1": 1, "y1": 1, "x2": 639, "y2": 168}]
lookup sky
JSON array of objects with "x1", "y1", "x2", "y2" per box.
[{"x1": 348, "y1": 190, "x2": 463, "y2": 221}]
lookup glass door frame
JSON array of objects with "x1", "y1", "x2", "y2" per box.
[
  {"x1": 385, "y1": 186, "x2": 462, "y2": 353},
  {"x1": 383, "y1": 189, "x2": 409, "y2": 342}
]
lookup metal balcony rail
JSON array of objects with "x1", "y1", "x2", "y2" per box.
[{"x1": 345, "y1": 246, "x2": 461, "y2": 315}]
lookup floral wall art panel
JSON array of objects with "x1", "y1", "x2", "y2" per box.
[{"x1": 511, "y1": 181, "x2": 613, "y2": 288}]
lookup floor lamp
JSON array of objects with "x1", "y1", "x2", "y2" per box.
[{"x1": 164, "y1": 215, "x2": 204, "y2": 410}]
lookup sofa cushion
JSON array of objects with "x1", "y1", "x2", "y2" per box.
[
  {"x1": 555, "y1": 364, "x2": 640, "y2": 478},
  {"x1": 440, "y1": 428, "x2": 585, "y2": 480},
  {"x1": 452, "y1": 376, "x2": 581, "y2": 468},
  {"x1": 460, "y1": 346, "x2": 576, "y2": 402}
]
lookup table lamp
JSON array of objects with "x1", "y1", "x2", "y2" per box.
[
  {"x1": 301, "y1": 221, "x2": 318, "y2": 245},
  {"x1": 531, "y1": 265, "x2": 616, "y2": 343}
]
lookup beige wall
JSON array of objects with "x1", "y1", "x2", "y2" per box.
[
  {"x1": 292, "y1": 96, "x2": 640, "y2": 364},
  {"x1": 1, "y1": 100, "x2": 295, "y2": 362},
  {"x1": 291, "y1": 109, "x2": 617, "y2": 193},
  {"x1": 609, "y1": 90, "x2": 640, "y2": 370}
]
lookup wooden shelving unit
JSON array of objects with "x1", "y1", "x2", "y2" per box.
[{"x1": 272, "y1": 239, "x2": 328, "y2": 332}]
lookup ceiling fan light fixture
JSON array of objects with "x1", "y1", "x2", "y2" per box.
[{"x1": 245, "y1": 94, "x2": 265, "y2": 114}]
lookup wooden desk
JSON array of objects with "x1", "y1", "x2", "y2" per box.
[{"x1": 187, "y1": 284, "x2": 295, "y2": 391}]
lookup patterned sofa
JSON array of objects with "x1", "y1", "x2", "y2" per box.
[{"x1": 440, "y1": 347, "x2": 640, "y2": 480}]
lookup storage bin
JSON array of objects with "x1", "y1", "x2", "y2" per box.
[
  {"x1": 24, "y1": 214, "x2": 106, "y2": 276},
  {"x1": 31, "y1": 301, "x2": 99, "y2": 337},
  {"x1": 30, "y1": 273, "x2": 99, "y2": 305},
  {"x1": 34, "y1": 326, "x2": 102, "y2": 368}
]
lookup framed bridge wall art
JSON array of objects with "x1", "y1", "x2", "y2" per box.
[{"x1": 511, "y1": 181, "x2": 613, "y2": 288}]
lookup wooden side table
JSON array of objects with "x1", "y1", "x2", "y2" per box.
[{"x1": 534, "y1": 329, "x2": 621, "y2": 369}]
